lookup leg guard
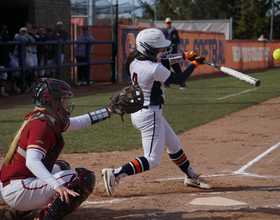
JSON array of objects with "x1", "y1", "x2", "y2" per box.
[
  {"x1": 55, "y1": 160, "x2": 71, "y2": 171},
  {"x1": 38, "y1": 168, "x2": 95, "y2": 220}
]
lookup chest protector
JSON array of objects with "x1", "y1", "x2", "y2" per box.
[{"x1": 39, "y1": 116, "x2": 65, "y2": 172}]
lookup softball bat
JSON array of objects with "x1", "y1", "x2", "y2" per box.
[{"x1": 203, "y1": 61, "x2": 260, "y2": 87}]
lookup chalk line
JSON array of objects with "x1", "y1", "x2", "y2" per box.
[
  {"x1": 234, "y1": 141, "x2": 280, "y2": 174},
  {"x1": 216, "y1": 88, "x2": 257, "y2": 100}
]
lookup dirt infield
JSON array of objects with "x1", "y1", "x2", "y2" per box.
[{"x1": 1, "y1": 82, "x2": 280, "y2": 219}]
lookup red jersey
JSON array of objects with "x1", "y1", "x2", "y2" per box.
[{"x1": 0, "y1": 117, "x2": 65, "y2": 182}]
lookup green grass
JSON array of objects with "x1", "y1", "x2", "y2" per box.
[{"x1": 1, "y1": 68, "x2": 280, "y2": 155}]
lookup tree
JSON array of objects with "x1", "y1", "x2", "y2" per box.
[
  {"x1": 234, "y1": 0, "x2": 271, "y2": 39},
  {"x1": 138, "y1": 0, "x2": 280, "y2": 40}
]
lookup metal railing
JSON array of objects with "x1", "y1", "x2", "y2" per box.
[{"x1": 0, "y1": 39, "x2": 116, "y2": 92}]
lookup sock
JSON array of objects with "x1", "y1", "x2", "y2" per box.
[
  {"x1": 0, "y1": 79, "x2": 6, "y2": 92},
  {"x1": 169, "y1": 149, "x2": 196, "y2": 178},
  {"x1": 12, "y1": 76, "x2": 19, "y2": 86},
  {"x1": 113, "y1": 156, "x2": 150, "y2": 179}
]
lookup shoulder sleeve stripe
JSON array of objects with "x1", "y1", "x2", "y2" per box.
[{"x1": 27, "y1": 145, "x2": 47, "y2": 155}]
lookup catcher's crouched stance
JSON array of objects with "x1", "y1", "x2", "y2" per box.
[{"x1": 0, "y1": 78, "x2": 143, "y2": 220}]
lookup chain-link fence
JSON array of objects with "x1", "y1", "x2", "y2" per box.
[{"x1": 71, "y1": 0, "x2": 142, "y2": 25}]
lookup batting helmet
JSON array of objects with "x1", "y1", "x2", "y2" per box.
[
  {"x1": 33, "y1": 78, "x2": 74, "y2": 131},
  {"x1": 136, "y1": 28, "x2": 172, "y2": 59}
]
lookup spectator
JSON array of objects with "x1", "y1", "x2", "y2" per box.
[
  {"x1": 0, "y1": 25, "x2": 21, "y2": 94},
  {"x1": 13, "y1": 26, "x2": 36, "y2": 93},
  {"x1": 161, "y1": 17, "x2": 188, "y2": 89},
  {"x1": 24, "y1": 22, "x2": 37, "y2": 92},
  {"x1": 45, "y1": 27, "x2": 56, "y2": 78},
  {"x1": 74, "y1": 26, "x2": 94, "y2": 86},
  {"x1": 36, "y1": 26, "x2": 47, "y2": 78},
  {"x1": 0, "y1": 25, "x2": 10, "y2": 96},
  {"x1": 52, "y1": 21, "x2": 68, "y2": 65},
  {"x1": 25, "y1": 22, "x2": 32, "y2": 34},
  {"x1": 11, "y1": 28, "x2": 29, "y2": 93},
  {"x1": 258, "y1": 34, "x2": 269, "y2": 41},
  {"x1": 30, "y1": 24, "x2": 38, "y2": 67},
  {"x1": 4, "y1": 26, "x2": 21, "y2": 94}
]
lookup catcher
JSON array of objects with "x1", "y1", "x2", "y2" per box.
[{"x1": 0, "y1": 78, "x2": 143, "y2": 220}]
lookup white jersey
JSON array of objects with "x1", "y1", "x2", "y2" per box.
[{"x1": 129, "y1": 57, "x2": 170, "y2": 106}]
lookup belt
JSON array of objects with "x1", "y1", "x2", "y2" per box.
[
  {"x1": 2, "y1": 180, "x2": 10, "y2": 188},
  {"x1": 142, "y1": 105, "x2": 162, "y2": 109}
]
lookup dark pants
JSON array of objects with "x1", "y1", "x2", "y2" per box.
[
  {"x1": 161, "y1": 59, "x2": 186, "y2": 87},
  {"x1": 76, "y1": 56, "x2": 88, "y2": 82}
]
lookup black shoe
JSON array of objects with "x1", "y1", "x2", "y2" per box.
[
  {"x1": 164, "y1": 85, "x2": 171, "y2": 90},
  {"x1": 179, "y1": 85, "x2": 189, "y2": 89}
]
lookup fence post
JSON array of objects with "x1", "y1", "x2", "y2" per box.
[
  {"x1": 111, "y1": 41, "x2": 116, "y2": 83},
  {"x1": 72, "y1": 23, "x2": 75, "y2": 83},
  {"x1": 56, "y1": 40, "x2": 62, "y2": 79},
  {"x1": 85, "y1": 39, "x2": 92, "y2": 86},
  {"x1": 18, "y1": 39, "x2": 26, "y2": 93}
]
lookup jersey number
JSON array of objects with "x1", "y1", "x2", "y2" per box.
[{"x1": 132, "y1": 72, "x2": 139, "y2": 85}]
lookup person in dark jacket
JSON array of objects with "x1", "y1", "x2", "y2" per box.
[
  {"x1": 52, "y1": 21, "x2": 68, "y2": 64},
  {"x1": 161, "y1": 17, "x2": 188, "y2": 89},
  {"x1": 45, "y1": 27, "x2": 56, "y2": 78},
  {"x1": 36, "y1": 26, "x2": 47, "y2": 78},
  {"x1": 74, "y1": 26, "x2": 94, "y2": 86}
]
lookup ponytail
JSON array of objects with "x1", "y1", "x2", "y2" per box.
[
  {"x1": 125, "y1": 50, "x2": 140, "y2": 77},
  {"x1": 5, "y1": 106, "x2": 47, "y2": 166}
]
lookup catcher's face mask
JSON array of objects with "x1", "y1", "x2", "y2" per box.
[{"x1": 33, "y1": 78, "x2": 74, "y2": 131}]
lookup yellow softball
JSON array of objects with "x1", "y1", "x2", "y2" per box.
[{"x1": 273, "y1": 48, "x2": 280, "y2": 60}]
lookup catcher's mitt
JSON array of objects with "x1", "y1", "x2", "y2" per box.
[{"x1": 109, "y1": 84, "x2": 144, "y2": 119}]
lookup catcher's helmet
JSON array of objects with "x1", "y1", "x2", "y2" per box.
[
  {"x1": 136, "y1": 28, "x2": 172, "y2": 59},
  {"x1": 33, "y1": 78, "x2": 74, "y2": 131}
]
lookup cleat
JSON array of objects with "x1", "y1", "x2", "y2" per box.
[
  {"x1": 0, "y1": 91, "x2": 9, "y2": 97},
  {"x1": 82, "y1": 81, "x2": 87, "y2": 86},
  {"x1": 184, "y1": 174, "x2": 213, "y2": 189},
  {"x1": 12, "y1": 84, "x2": 21, "y2": 93},
  {"x1": 76, "y1": 81, "x2": 82, "y2": 86},
  {"x1": 5, "y1": 209, "x2": 31, "y2": 220},
  {"x1": 164, "y1": 85, "x2": 171, "y2": 90},
  {"x1": 102, "y1": 168, "x2": 119, "y2": 197},
  {"x1": 179, "y1": 85, "x2": 189, "y2": 89}
]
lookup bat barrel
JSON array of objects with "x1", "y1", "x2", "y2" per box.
[{"x1": 204, "y1": 60, "x2": 261, "y2": 87}]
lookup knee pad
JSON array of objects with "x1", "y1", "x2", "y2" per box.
[
  {"x1": 55, "y1": 160, "x2": 71, "y2": 171},
  {"x1": 1, "y1": 72, "x2": 7, "y2": 80},
  {"x1": 38, "y1": 168, "x2": 95, "y2": 220}
]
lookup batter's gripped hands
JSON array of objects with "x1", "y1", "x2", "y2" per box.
[
  {"x1": 184, "y1": 51, "x2": 197, "y2": 61},
  {"x1": 55, "y1": 185, "x2": 80, "y2": 203},
  {"x1": 191, "y1": 56, "x2": 205, "y2": 67}
]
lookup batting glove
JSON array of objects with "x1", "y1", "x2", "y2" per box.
[
  {"x1": 183, "y1": 51, "x2": 197, "y2": 61},
  {"x1": 191, "y1": 56, "x2": 205, "y2": 67}
]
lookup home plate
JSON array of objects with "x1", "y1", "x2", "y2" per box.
[{"x1": 189, "y1": 197, "x2": 247, "y2": 206}]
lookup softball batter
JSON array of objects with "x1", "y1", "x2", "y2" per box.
[{"x1": 102, "y1": 28, "x2": 213, "y2": 197}]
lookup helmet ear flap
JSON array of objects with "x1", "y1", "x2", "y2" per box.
[
  {"x1": 33, "y1": 80, "x2": 52, "y2": 107},
  {"x1": 33, "y1": 95, "x2": 51, "y2": 107},
  {"x1": 139, "y1": 41, "x2": 159, "y2": 59}
]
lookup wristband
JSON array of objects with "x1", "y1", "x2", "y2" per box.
[{"x1": 88, "y1": 108, "x2": 110, "y2": 125}]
